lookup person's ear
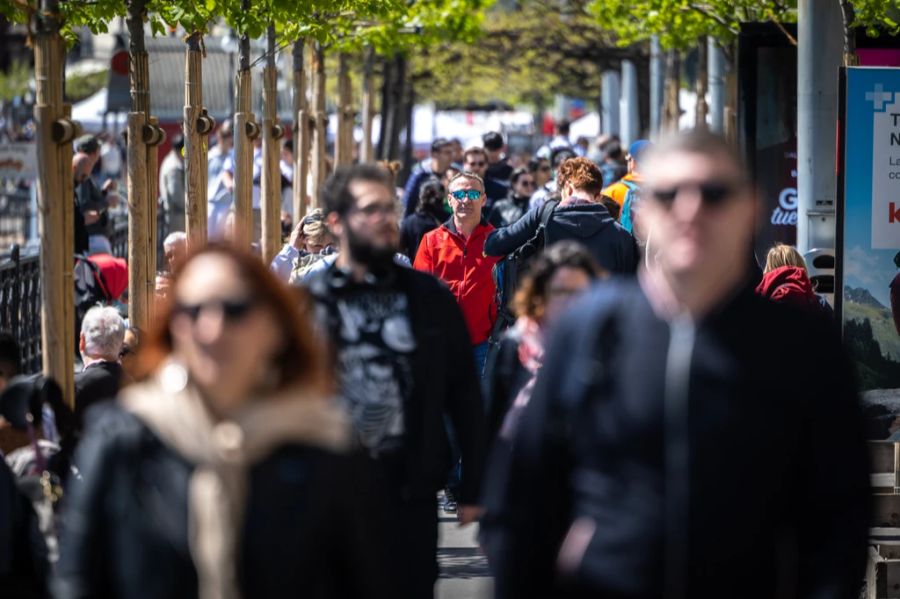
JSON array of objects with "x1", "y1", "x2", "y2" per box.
[
  {"x1": 326, "y1": 212, "x2": 343, "y2": 238},
  {"x1": 79, "y1": 334, "x2": 85, "y2": 354}
]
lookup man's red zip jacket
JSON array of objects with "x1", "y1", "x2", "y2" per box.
[{"x1": 414, "y1": 219, "x2": 501, "y2": 345}]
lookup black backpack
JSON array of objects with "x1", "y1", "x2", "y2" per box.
[{"x1": 488, "y1": 199, "x2": 559, "y2": 346}]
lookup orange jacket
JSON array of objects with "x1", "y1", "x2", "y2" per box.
[
  {"x1": 602, "y1": 173, "x2": 642, "y2": 208},
  {"x1": 414, "y1": 220, "x2": 500, "y2": 345}
]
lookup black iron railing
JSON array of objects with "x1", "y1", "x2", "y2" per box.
[{"x1": 0, "y1": 245, "x2": 42, "y2": 374}]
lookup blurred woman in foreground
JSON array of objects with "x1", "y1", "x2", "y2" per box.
[{"x1": 56, "y1": 244, "x2": 388, "y2": 599}]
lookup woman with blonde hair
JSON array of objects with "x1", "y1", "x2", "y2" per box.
[
  {"x1": 757, "y1": 242, "x2": 832, "y2": 318},
  {"x1": 56, "y1": 244, "x2": 388, "y2": 598}
]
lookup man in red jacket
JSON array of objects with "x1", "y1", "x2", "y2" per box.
[{"x1": 414, "y1": 171, "x2": 500, "y2": 376}]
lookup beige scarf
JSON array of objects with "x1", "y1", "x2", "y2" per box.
[{"x1": 120, "y1": 361, "x2": 351, "y2": 599}]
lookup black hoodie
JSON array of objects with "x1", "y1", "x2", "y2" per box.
[{"x1": 484, "y1": 201, "x2": 638, "y2": 274}]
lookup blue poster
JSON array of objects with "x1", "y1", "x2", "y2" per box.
[{"x1": 843, "y1": 67, "x2": 900, "y2": 392}]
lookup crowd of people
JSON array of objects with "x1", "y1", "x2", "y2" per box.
[{"x1": 0, "y1": 125, "x2": 871, "y2": 598}]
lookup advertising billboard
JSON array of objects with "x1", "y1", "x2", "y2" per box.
[{"x1": 837, "y1": 67, "x2": 900, "y2": 392}]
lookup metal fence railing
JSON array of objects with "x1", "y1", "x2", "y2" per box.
[
  {"x1": 0, "y1": 204, "x2": 171, "y2": 375},
  {"x1": 0, "y1": 245, "x2": 42, "y2": 374}
]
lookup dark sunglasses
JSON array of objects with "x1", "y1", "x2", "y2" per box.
[
  {"x1": 519, "y1": 180, "x2": 536, "y2": 188},
  {"x1": 648, "y1": 180, "x2": 741, "y2": 208},
  {"x1": 174, "y1": 298, "x2": 257, "y2": 322},
  {"x1": 466, "y1": 161, "x2": 486, "y2": 168},
  {"x1": 538, "y1": 165, "x2": 552, "y2": 172},
  {"x1": 450, "y1": 189, "x2": 483, "y2": 202}
]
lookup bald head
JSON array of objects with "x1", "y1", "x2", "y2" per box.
[{"x1": 73, "y1": 153, "x2": 93, "y2": 182}]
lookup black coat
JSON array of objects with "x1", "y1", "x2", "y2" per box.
[
  {"x1": 74, "y1": 361, "x2": 124, "y2": 428},
  {"x1": 482, "y1": 328, "x2": 529, "y2": 444},
  {"x1": 0, "y1": 458, "x2": 47, "y2": 598},
  {"x1": 400, "y1": 210, "x2": 443, "y2": 261},
  {"x1": 305, "y1": 263, "x2": 487, "y2": 505},
  {"x1": 488, "y1": 194, "x2": 531, "y2": 229},
  {"x1": 484, "y1": 202, "x2": 638, "y2": 275},
  {"x1": 54, "y1": 404, "x2": 390, "y2": 599},
  {"x1": 481, "y1": 279, "x2": 870, "y2": 599}
]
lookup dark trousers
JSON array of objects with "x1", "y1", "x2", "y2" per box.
[{"x1": 385, "y1": 497, "x2": 439, "y2": 598}]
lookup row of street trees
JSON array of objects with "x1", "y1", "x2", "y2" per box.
[{"x1": 0, "y1": 0, "x2": 489, "y2": 405}]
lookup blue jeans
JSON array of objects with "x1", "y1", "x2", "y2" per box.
[{"x1": 473, "y1": 341, "x2": 489, "y2": 379}]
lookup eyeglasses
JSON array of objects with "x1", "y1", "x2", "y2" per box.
[
  {"x1": 450, "y1": 189, "x2": 483, "y2": 202},
  {"x1": 519, "y1": 180, "x2": 536, "y2": 188},
  {"x1": 353, "y1": 202, "x2": 396, "y2": 218},
  {"x1": 465, "y1": 162, "x2": 486, "y2": 168},
  {"x1": 173, "y1": 298, "x2": 257, "y2": 322},
  {"x1": 648, "y1": 180, "x2": 741, "y2": 208},
  {"x1": 538, "y1": 165, "x2": 551, "y2": 172}
]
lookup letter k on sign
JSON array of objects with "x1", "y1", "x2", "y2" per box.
[{"x1": 890, "y1": 202, "x2": 900, "y2": 223}]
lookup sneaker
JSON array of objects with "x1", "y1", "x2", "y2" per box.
[{"x1": 442, "y1": 490, "x2": 458, "y2": 514}]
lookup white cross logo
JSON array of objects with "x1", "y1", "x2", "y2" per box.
[{"x1": 866, "y1": 84, "x2": 894, "y2": 111}]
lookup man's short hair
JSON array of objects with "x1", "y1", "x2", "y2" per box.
[
  {"x1": 163, "y1": 231, "x2": 187, "y2": 250},
  {"x1": 171, "y1": 134, "x2": 185, "y2": 153},
  {"x1": 322, "y1": 164, "x2": 394, "y2": 218},
  {"x1": 283, "y1": 138, "x2": 294, "y2": 154},
  {"x1": 556, "y1": 120, "x2": 570, "y2": 136},
  {"x1": 550, "y1": 147, "x2": 576, "y2": 168},
  {"x1": 557, "y1": 157, "x2": 604, "y2": 195},
  {"x1": 218, "y1": 120, "x2": 233, "y2": 138},
  {"x1": 431, "y1": 138, "x2": 453, "y2": 154},
  {"x1": 448, "y1": 171, "x2": 485, "y2": 192},
  {"x1": 81, "y1": 306, "x2": 126, "y2": 360},
  {"x1": 645, "y1": 130, "x2": 747, "y2": 182},
  {"x1": 482, "y1": 131, "x2": 504, "y2": 151},
  {"x1": 463, "y1": 146, "x2": 488, "y2": 162},
  {"x1": 75, "y1": 134, "x2": 100, "y2": 155}
]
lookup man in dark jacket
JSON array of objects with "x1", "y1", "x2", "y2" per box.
[
  {"x1": 481, "y1": 130, "x2": 870, "y2": 599},
  {"x1": 485, "y1": 157, "x2": 638, "y2": 275},
  {"x1": 305, "y1": 164, "x2": 486, "y2": 599},
  {"x1": 403, "y1": 138, "x2": 454, "y2": 217},
  {"x1": 74, "y1": 306, "x2": 126, "y2": 428}
]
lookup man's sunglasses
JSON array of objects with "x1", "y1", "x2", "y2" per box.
[
  {"x1": 465, "y1": 161, "x2": 486, "y2": 168},
  {"x1": 519, "y1": 180, "x2": 536, "y2": 188},
  {"x1": 648, "y1": 180, "x2": 741, "y2": 208},
  {"x1": 450, "y1": 189, "x2": 483, "y2": 202},
  {"x1": 173, "y1": 298, "x2": 257, "y2": 322}
]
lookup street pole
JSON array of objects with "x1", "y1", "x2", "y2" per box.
[
  {"x1": 650, "y1": 36, "x2": 664, "y2": 138},
  {"x1": 708, "y1": 38, "x2": 725, "y2": 134},
  {"x1": 601, "y1": 70, "x2": 621, "y2": 136},
  {"x1": 797, "y1": 0, "x2": 843, "y2": 254},
  {"x1": 620, "y1": 59, "x2": 639, "y2": 145},
  {"x1": 310, "y1": 42, "x2": 327, "y2": 210}
]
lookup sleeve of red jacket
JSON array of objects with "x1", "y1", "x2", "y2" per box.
[{"x1": 412, "y1": 232, "x2": 433, "y2": 274}]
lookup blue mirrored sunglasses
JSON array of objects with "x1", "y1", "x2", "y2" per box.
[{"x1": 450, "y1": 189, "x2": 483, "y2": 202}]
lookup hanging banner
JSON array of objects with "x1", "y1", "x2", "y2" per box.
[{"x1": 838, "y1": 67, "x2": 900, "y2": 393}]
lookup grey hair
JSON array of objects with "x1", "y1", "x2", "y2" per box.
[
  {"x1": 163, "y1": 231, "x2": 187, "y2": 250},
  {"x1": 81, "y1": 306, "x2": 126, "y2": 360},
  {"x1": 448, "y1": 171, "x2": 485, "y2": 192}
]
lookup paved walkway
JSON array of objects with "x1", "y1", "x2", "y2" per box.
[{"x1": 436, "y1": 513, "x2": 493, "y2": 599}]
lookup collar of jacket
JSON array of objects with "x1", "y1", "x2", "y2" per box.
[{"x1": 441, "y1": 216, "x2": 490, "y2": 239}]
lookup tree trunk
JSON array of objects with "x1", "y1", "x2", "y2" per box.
[
  {"x1": 260, "y1": 24, "x2": 281, "y2": 264},
  {"x1": 377, "y1": 57, "x2": 392, "y2": 160},
  {"x1": 232, "y1": 1, "x2": 256, "y2": 249},
  {"x1": 309, "y1": 42, "x2": 327, "y2": 210},
  {"x1": 839, "y1": 0, "x2": 858, "y2": 65},
  {"x1": 400, "y1": 76, "x2": 415, "y2": 187},
  {"x1": 695, "y1": 37, "x2": 709, "y2": 130},
  {"x1": 386, "y1": 55, "x2": 407, "y2": 160},
  {"x1": 183, "y1": 31, "x2": 208, "y2": 250},
  {"x1": 663, "y1": 49, "x2": 681, "y2": 132},
  {"x1": 292, "y1": 39, "x2": 309, "y2": 221},
  {"x1": 360, "y1": 47, "x2": 376, "y2": 163},
  {"x1": 126, "y1": 0, "x2": 151, "y2": 331},
  {"x1": 33, "y1": 0, "x2": 74, "y2": 406},
  {"x1": 335, "y1": 53, "x2": 353, "y2": 166}
]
